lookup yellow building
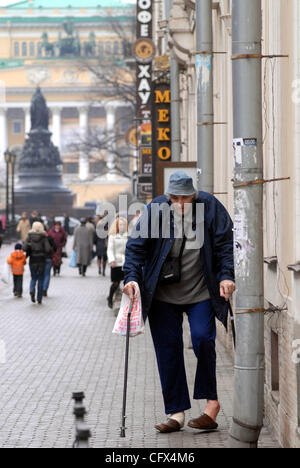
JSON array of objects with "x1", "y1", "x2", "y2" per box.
[{"x1": 0, "y1": 0, "x2": 135, "y2": 208}]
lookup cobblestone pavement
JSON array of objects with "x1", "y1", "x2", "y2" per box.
[{"x1": 0, "y1": 241, "x2": 279, "y2": 449}]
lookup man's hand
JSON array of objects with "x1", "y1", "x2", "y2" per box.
[
  {"x1": 220, "y1": 280, "x2": 235, "y2": 302},
  {"x1": 122, "y1": 281, "x2": 139, "y2": 301},
  {"x1": 110, "y1": 261, "x2": 116, "y2": 268}
]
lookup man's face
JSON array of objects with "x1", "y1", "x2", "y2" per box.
[{"x1": 169, "y1": 194, "x2": 195, "y2": 215}]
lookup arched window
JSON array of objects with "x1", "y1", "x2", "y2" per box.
[
  {"x1": 105, "y1": 41, "x2": 111, "y2": 55},
  {"x1": 14, "y1": 42, "x2": 20, "y2": 57},
  {"x1": 22, "y1": 42, "x2": 27, "y2": 57},
  {"x1": 113, "y1": 41, "x2": 119, "y2": 55},
  {"x1": 29, "y1": 42, "x2": 35, "y2": 56}
]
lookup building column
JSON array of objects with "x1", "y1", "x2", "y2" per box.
[
  {"x1": 79, "y1": 106, "x2": 89, "y2": 181},
  {"x1": 25, "y1": 107, "x2": 31, "y2": 135},
  {"x1": 105, "y1": 103, "x2": 117, "y2": 174},
  {"x1": 0, "y1": 108, "x2": 8, "y2": 186},
  {"x1": 52, "y1": 107, "x2": 62, "y2": 151}
]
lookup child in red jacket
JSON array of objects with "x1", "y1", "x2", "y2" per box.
[{"x1": 7, "y1": 243, "x2": 26, "y2": 297}]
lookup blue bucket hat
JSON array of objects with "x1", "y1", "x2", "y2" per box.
[{"x1": 166, "y1": 171, "x2": 197, "y2": 196}]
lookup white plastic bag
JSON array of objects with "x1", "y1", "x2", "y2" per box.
[
  {"x1": 1, "y1": 261, "x2": 12, "y2": 286},
  {"x1": 112, "y1": 282, "x2": 145, "y2": 337}
]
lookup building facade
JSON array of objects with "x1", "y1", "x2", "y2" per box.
[
  {"x1": 0, "y1": 0, "x2": 136, "y2": 209},
  {"x1": 152, "y1": 0, "x2": 300, "y2": 448}
]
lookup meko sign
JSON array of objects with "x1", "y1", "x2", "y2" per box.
[{"x1": 153, "y1": 80, "x2": 171, "y2": 161}]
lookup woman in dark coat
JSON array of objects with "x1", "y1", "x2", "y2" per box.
[
  {"x1": 95, "y1": 215, "x2": 108, "y2": 276},
  {"x1": 48, "y1": 221, "x2": 67, "y2": 276}
]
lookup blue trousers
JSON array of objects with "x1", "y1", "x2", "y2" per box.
[
  {"x1": 30, "y1": 265, "x2": 45, "y2": 303},
  {"x1": 149, "y1": 299, "x2": 217, "y2": 415},
  {"x1": 43, "y1": 258, "x2": 52, "y2": 292}
]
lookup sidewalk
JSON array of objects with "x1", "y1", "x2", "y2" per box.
[{"x1": 0, "y1": 242, "x2": 279, "y2": 448}]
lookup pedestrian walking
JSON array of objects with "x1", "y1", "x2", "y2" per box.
[
  {"x1": 107, "y1": 217, "x2": 128, "y2": 309},
  {"x1": 63, "y1": 213, "x2": 71, "y2": 236},
  {"x1": 95, "y1": 214, "x2": 108, "y2": 276},
  {"x1": 47, "y1": 214, "x2": 56, "y2": 231},
  {"x1": 123, "y1": 171, "x2": 235, "y2": 433},
  {"x1": 6, "y1": 243, "x2": 26, "y2": 298},
  {"x1": 48, "y1": 221, "x2": 67, "y2": 276},
  {"x1": 29, "y1": 210, "x2": 43, "y2": 227},
  {"x1": 43, "y1": 233, "x2": 57, "y2": 297},
  {"x1": 73, "y1": 218, "x2": 93, "y2": 277},
  {"x1": 129, "y1": 210, "x2": 141, "y2": 235},
  {"x1": 16, "y1": 212, "x2": 31, "y2": 243},
  {"x1": 23, "y1": 221, "x2": 51, "y2": 305}
]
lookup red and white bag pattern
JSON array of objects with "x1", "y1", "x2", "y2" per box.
[{"x1": 112, "y1": 282, "x2": 145, "y2": 337}]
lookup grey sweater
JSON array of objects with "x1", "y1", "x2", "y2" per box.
[{"x1": 154, "y1": 236, "x2": 210, "y2": 305}]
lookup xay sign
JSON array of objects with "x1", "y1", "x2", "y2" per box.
[
  {"x1": 135, "y1": 0, "x2": 154, "y2": 118},
  {"x1": 135, "y1": 0, "x2": 154, "y2": 198}
]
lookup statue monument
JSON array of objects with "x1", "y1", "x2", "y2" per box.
[{"x1": 15, "y1": 87, "x2": 74, "y2": 215}]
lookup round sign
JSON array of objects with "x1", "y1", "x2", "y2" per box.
[
  {"x1": 126, "y1": 127, "x2": 139, "y2": 148},
  {"x1": 133, "y1": 39, "x2": 156, "y2": 63}
]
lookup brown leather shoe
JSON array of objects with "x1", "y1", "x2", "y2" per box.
[
  {"x1": 188, "y1": 413, "x2": 218, "y2": 431},
  {"x1": 155, "y1": 418, "x2": 182, "y2": 433}
]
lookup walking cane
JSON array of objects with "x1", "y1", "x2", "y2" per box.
[
  {"x1": 228, "y1": 301, "x2": 236, "y2": 349},
  {"x1": 120, "y1": 300, "x2": 133, "y2": 438}
]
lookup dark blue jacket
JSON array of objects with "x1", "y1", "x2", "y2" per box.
[{"x1": 123, "y1": 192, "x2": 234, "y2": 328}]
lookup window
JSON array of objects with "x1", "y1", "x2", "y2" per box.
[
  {"x1": 98, "y1": 41, "x2": 104, "y2": 57},
  {"x1": 37, "y1": 42, "x2": 42, "y2": 56},
  {"x1": 14, "y1": 42, "x2": 20, "y2": 57},
  {"x1": 29, "y1": 42, "x2": 35, "y2": 57},
  {"x1": 22, "y1": 42, "x2": 27, "y2": 57},
  {"x1": 12, "y1": 120, "x2": 22, "y2": 135},
  {"x1": 63, "y1": 162, "x2": 79, "y2": 174},
  {"x1": 113, "y1": 41, "x2": 120, "y2": 55},
  {"x1": 105, "y1": 41, "x2": 111, "y2": 55},
  {"x1": 271, "y1": 330, "x2": 280, "y2": 400}
]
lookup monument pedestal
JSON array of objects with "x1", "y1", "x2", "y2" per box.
[
  {"x1": 15, "y1": 169, "x2": 74, "y2": 216},
  {"x1": 15, "y1": 88, "x2": 75, "y2": 216}
]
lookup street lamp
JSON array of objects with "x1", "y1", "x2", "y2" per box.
[{"x1": 4, "y1": 149, "x2": 17, "y2": 242}]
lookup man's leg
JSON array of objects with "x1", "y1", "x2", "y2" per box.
[
  {"x1": 15, "y1": 275, "x2": 23, "y2": 296},
  {"x1": 30, "y1": 265, "x2": 37, "y2": 298},
  {"x1": 37, "y1": 268, "x2": 45, "y2": 303},
  {"x1": 43, "y1": 259, "x2": 52, "y2": 293},
  {"x1": 149, "y1": 299, "x2": 191, "y2": 416},
  {"x1": 186, "y1": 299, "x2": 220, "y2": 427}
]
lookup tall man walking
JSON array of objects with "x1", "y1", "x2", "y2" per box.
[{"x1": 123, "y1": 171, "x2": 235, "y2": 433}]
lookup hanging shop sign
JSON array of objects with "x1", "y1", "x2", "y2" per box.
[
  {"x1": 136, "y1": 0, "x2": 153, "y2": 193},
  {"x1": 152, "y1": 77, "x2": 171, "y2": 161}
]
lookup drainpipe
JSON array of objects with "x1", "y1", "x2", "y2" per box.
[
  {"x1": 170, "y1": 51, "x2": 181, "y2": 161},
  {"x1": 196, "y1": 0, "x2": 214, "y2": 192},
  {"x1": 167, "y1": 0, "x2": 181, "y2": 161},
  {"x1": 229, "y1": 0, "x2": 265, "y2": 448}
]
